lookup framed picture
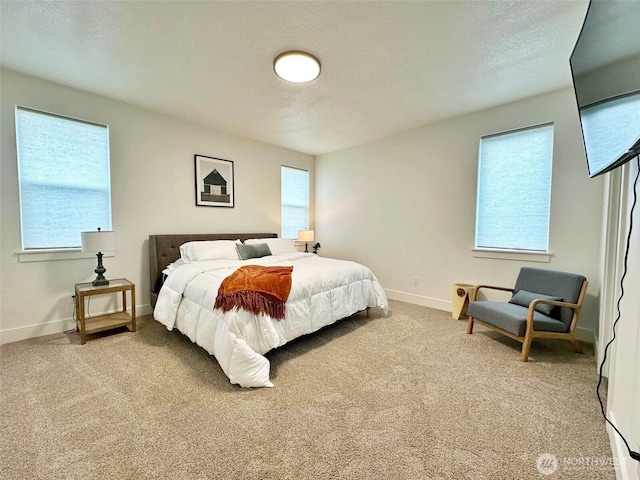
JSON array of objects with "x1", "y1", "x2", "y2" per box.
[{"x1": 194, "y1": 155, "x2": 234, "y2": 207}]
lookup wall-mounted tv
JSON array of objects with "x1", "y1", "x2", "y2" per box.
[{"x1": 570, "y1": 0, "x2": 640, "y2": 178}]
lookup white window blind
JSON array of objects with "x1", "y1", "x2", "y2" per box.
[
  {"x1": 16, "y1": 107, "x2": 112, "y2": 250},
  {"x1": 475, "y1": 123, "x2": 554, "y2": 252},
  {"x1": 281, "y1": 166, "x2": 309, "y2": 239}
]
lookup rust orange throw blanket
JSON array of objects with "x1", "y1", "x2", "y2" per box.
[{"x1": 214, "y1": 265, "x2": 293, "y2": 320}]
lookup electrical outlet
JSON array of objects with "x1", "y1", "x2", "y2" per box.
[{"x1": 413, "y1": 277, "x2": 420, "y2": 286}]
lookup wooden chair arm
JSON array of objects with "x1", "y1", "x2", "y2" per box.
[
  {"x1": 472, "y1": 284, "x2": 514, "y2": 301},
  {"x1": 530, "y1": 298, "x2": 581, "y2": 310},
  {"x1": 525, "y1": 298, "x2": 582, "y2": 332},
  {"x1": 524, "y1": 280, "x2": 588, "y2": 336}
]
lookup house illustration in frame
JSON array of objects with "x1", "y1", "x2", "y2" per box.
[{"x1": 201, "y1": 168, "x2": 229, "y2": 203}]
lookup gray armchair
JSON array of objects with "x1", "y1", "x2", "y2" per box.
[{"x1": 466, "y1": 267, "x2": 588, "y2": 361}]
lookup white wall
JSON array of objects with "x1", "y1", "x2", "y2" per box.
[
  {"x1": 0, "y1": 68, "x2": 314, "y2": 343},
  {"x1": 316, "y1": 88, "x2": 604, "y2": 342},
  {"x1": 604, "y1": 160, "x2": 640, "y2": 478},
  {"x1": 0, "y1": 72, "x2": 608, "y2": 345}
]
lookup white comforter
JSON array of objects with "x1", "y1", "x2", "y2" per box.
[{"x1": 154, "y1": 252, "x2": 388, "y2": 387}]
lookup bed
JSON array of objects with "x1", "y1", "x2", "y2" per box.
[{"x1": 149, "y1": 233, "x2": 388, "y2": 387}]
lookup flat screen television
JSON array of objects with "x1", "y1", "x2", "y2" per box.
[{"x1": 570, "y1": 0, "x2": 640, "y2": 178}]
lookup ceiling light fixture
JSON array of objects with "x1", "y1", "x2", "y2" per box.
[{"x1": 273, "y1": 51, "x2": 321, "y2": 83}]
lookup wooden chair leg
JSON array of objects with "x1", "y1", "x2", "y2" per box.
[
  {"x1": 569, "y1": 338, "x2": 583, "y2": 354},
  {"x1": 466, "y1": 316, "x2": 475, "y2": 334},
  {"x1": 521, "y1": 335, "x2": 532, "y2": 362}
]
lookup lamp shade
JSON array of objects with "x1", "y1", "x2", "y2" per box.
[
  {"x1": 298, "y1": 230, "x2": 314, "y2": 242},
  {"x1": 81, "y1": 230, "x2": 117, "y2": 253}
]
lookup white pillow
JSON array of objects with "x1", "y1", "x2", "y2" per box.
[
  {"x1": 245, "y1": 238, "x2": 296, "y2": 255},
  {"x1": 161, "y1": 258, "x2": 186, "y2": 275},
  {"x1": 179, "y1": 240, "x2": 241, "y2": 262}
]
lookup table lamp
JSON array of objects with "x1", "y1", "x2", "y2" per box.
[
  {"x1": 298, "y1": 229, "x2": 314, "y2": 253},
  {"x1": 81, "y1": 228, "x2": 117, "y2": 286}
]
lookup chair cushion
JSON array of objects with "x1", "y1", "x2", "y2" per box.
[
  {"x1": 509, "y1": 290, "x2": 562, "y2": 316},
  {"x1": 467, "y1": 301, "x2": 569, "y2": 337}
]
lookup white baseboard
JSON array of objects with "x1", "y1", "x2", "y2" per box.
[
  {"x1": 385, "y1": 289, "x2": 595, "y2": 344},
  {"x1": 384, "y1": 289, "x2": 452, "y2": 313},
  {"x1": 0, "y1": 304, "x2": 153, "y2": 345},
  {"x1": 575, "y1": 326, "x2": 594, "y2": 344},
  {"x1": 3, "y1": 294, "x2": 595, "y2": 346}
]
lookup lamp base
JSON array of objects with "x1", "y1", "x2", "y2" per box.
[
  {"x1": 92, "y1": 276, "x2": 109, "y2": 287},
  {"x1": 92, "y1": 252, "x2": 109, "y2": 286}
]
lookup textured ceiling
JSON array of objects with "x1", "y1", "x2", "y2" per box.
[{"x1": 0, "y1": 0, "x2": 590, "y2": 156}]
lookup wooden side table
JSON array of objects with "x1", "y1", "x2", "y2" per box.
[
  {"x1": 452, "y1": 283, "x2": 476, "y2": 320},
  {"x1": 74, "y1": 278, "x2": 136, "y2": 344}
]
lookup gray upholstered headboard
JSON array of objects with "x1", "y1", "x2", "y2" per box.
[{"x1": 149, "y1": 233, "x2": 278, "y2": 308}]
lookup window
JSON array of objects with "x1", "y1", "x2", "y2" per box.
[
  {"x1": 475, "y1": 123, "x2": 554, "y2": 252},
  {"x1": 16, "y1": 107, "x2": 112, "y2": 250},
  {"x1": 281, "y1": 166, "x2": 309, "y2": 239}
]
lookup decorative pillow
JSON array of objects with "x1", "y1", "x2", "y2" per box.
[
  {"x1": 236, "y1": 243, "x2": 272, "y2": 261},
  {"x1": 509, "y1": 290, "x2": 563, "y2": 316},
  {"x1": 245, "y1": 238, "x2": 296, "y2": 255},
  {"x1": 179, "y1": 240, "x2": 241, "y2": 262}
]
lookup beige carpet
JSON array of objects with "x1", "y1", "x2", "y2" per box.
[{"x1": 1, "y1": 300, "x2": 615, "y2": 479}]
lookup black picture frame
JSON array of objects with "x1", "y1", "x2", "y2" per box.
[{"x1": 194, "y1": 155, "x2": 234, "y2": 207}]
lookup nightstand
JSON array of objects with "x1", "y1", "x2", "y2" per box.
[{"x1": 74, "y1": 278, "x2": 136, "y2": 344}]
